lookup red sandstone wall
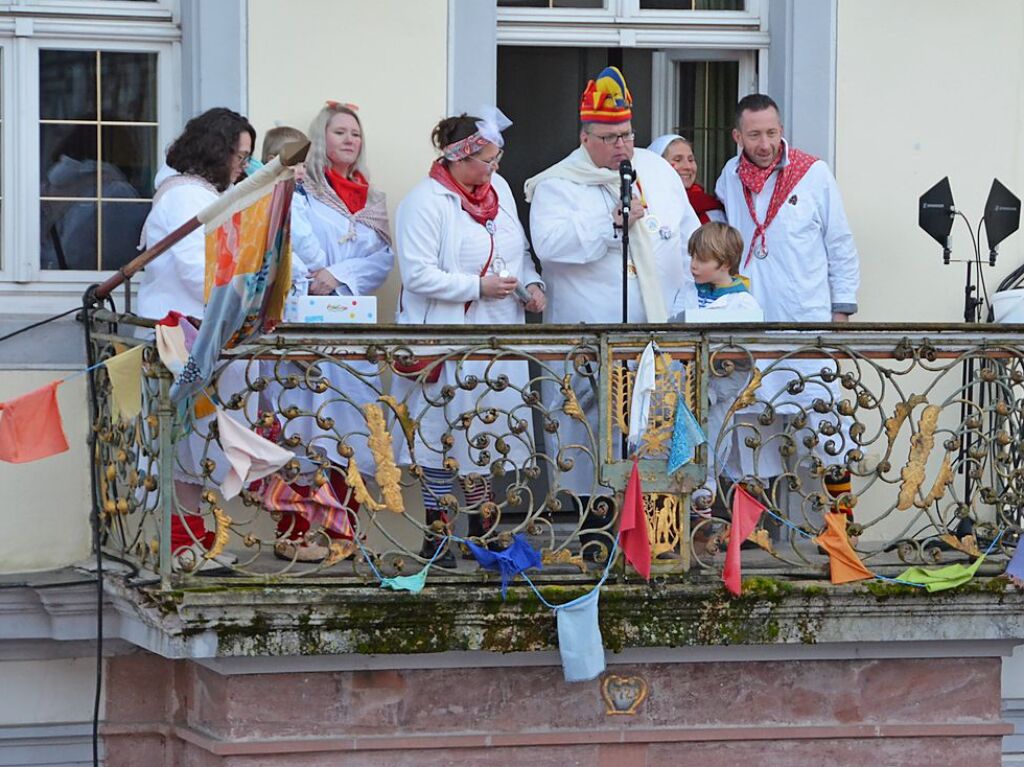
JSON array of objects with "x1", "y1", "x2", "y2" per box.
[{"x1": 102, "y1": 651, "x2": 1008, "y2": 767}]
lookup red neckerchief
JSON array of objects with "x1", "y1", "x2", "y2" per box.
[
  {"x1": 737, "y1": 142, "x2": 818, "y2": 266},
  {"x1": 686, "y1": 182, "x2": 724, "y2": 225},
  {"x1": 325, "y1": 167, "x2": 369, "y2": 213},
  {"x1": 428, "y1": 160, "x2": 499, "y2": 225}
]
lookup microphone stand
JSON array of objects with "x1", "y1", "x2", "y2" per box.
[{"x1": 620, "y1": 178, "x2": 631, "y2": 324}]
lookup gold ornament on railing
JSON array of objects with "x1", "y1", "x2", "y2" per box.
[
  {"x1": 897, "y1": 403, "x2": 940, "y2": 510},
  {"x1": 364, "y1": 403, "x2": 405, "y2": 513},
  {"x1": 205, "y1": 507, "x2": 232, "y2": 560},
  {"x1": 346, "y1": 458, "x2": 385, "y2": 512},
  {"x1": 560, "y1": 375, "x2": 585, "y2": 422}
]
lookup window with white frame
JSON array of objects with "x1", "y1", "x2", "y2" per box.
[
  {"x1": 0, "y1": 0, "x2": 179, "y2": 294},
  {"x1": 497, "y1": 0, "x2": 765, "y2": 224}
]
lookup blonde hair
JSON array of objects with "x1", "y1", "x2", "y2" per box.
[
  {"x1": 261, "y1": 125, "x2": 308, "y2": 164},
  {"x1": 688, "y1": 222, "x2": 744, "y2": 275},
  {"x1": 305, "y1": 103, "x2": 367, "y2": 183}
]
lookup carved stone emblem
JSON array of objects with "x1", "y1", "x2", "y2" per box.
[{"x1": 601, "y1": 674, "x2": 648, "y2": 715}]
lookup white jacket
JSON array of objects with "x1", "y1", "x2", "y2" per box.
[
  {"x1": 395, "y1": 172, "x2": 541, "y2": 325},
  {"x1": 715, "y1": 144, "x2": 860, "y2": 322}
]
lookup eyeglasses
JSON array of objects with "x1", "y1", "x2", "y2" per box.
[
  {"x1": 234, "y1": 150, "x2": 252, "y2": 163},
  {"x1": 591, "y1": 131, "x2": 635, "y2": 146},
  {"x1": 467, "y1": 149, "x2": 503, "y2": 168}
]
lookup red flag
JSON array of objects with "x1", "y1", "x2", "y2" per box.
[
  {"x1": 723, "y1": 484, "x2": 765, "y2": 596},
  {"x1": 0, "y1": 381, "x2": 69, "y2": 463},
  {"x1": 618, "y1": 457, "x2": 650, "y2": 580}
]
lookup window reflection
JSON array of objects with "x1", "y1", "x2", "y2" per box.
[{"x1": 39, "y1": 49, "x2": 157, "y2": 271}]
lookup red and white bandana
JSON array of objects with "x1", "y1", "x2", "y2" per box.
[{"x1": 738, "y1": 140, "x2": 818, "y2": 266}]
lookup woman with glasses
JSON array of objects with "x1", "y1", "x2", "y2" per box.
[
  {"x1": 137, "y1": 107, "x2": 256, "y2": 571},
  {"x1": 393, "y1": 109, "x2": 545, "y2": 567},
  {"x1": 649, "y1": 134, "x2": 725, "y2": 225},
  {"x1": 264, "y1": 100, "x2": 395, "y2": 563}
]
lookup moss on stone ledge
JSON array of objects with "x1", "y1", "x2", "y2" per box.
[{"x1": 147, "y1": 574, "x2": 1021, "y2": 658}]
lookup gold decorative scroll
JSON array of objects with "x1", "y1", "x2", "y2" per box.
[
  {"x1": 347, "y1": 459, "x2": 385, "y2": 512},
  {"x1": 917, "y1": 455, "x2": 954, "y2": 510},
  {"x1": 723, "y1": 366, "x2": 763, "y2": 424},
  {"x1": 640, "y1": 353, "x2": 683, "y2": 456},
  {"x1": 323, "y1": 540, "x2": 356, "y2": 567},
  {"x1": 897, "y1": 404, "x2": 940, "y2": 510},
  {"x1": 610, "y1": 365, "x2": 632, "y2": 435},
  {"x1": 542, "y1": 548, "x2": 588, "y2": 573},
  {"x1": 363, "y1": 403, "x2": 405, "y2": 513},
  {"x1": 204, "y1": 507, "x2": 232, "y2": 560},
  {"x1": 885, "y1": 393, "x2": 927, "y2": 449},
  {"x1": 379, "y1": 394, "x2": 416, "y2": 448},
  {"x1": 560, "y1": 375, "x2": 585, "y2": 422}
]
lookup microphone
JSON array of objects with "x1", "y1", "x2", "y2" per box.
[{"x1": 619, "y1": 160, "x2": 634, "y2": 210}]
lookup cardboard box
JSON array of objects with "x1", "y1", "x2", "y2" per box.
[{"x1": 284, "y1": 295, "x2": 377, "y2": 324}]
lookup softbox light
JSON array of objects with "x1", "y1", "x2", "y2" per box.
[
  {"x1": 984, "y1": 178, "x2": 1020, "y2": 265},
  {"x1": 919, "y1": 176, "x2": 955, "y2": 251}
]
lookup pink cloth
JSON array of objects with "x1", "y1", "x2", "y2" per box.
[
  {"x1": 215, "y1": 407, "x2": 292, "y2": 499},
  {"x1": 0, "y1": 381, "x2": 69, "y2": 463},
  {"x1": 723, "y1": 485, "x2": 766, "y2": 596}
]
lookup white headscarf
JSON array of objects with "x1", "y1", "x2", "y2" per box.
[{"x1": 648, "y1": 133, "x2": 686, "y2": 159}]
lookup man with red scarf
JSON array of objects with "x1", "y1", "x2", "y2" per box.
[{"x1": 715, "y1": 93, "x2": 859, "y2": 520}]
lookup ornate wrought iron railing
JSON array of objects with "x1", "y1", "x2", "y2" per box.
[{"x1": 85, "y1": 309, "x2": 1023, "y2": 589}]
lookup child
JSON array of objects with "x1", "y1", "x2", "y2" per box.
[
  {"x1": 681, "y1": 223, "x2": 763, "y2": 510},
  {"x1": 261, "y1": 125, "x2": 308, "y2": 182}
]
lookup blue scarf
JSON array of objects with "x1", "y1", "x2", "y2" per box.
[{"x1": 696, "y1": 275, "x2": 750, "y2": 304}]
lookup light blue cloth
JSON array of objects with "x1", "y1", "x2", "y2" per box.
[
  {"x1": 554, "y1": 587, "x2": 605, "y2": 683},
  {"x1": 380, "y1": 568, "x2": 429, "y2": 594},
  {"x1": 667, "y1": 396, "x2": 706, "y2": 475},
  {"x1": 1006, "y1": 541, "x2": 1024, "y2": 582}
]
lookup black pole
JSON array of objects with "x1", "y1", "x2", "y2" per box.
[{"x1": 621, "y1": 207, "x2": 630, "y2": 324}]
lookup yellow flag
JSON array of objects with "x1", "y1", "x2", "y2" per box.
[{"x1": 105, "y1": 345, "x2": 145, "y2": 421}]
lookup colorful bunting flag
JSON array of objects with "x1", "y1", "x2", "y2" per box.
[
  {"x1": 215, "y1": 407, "x2": 292, "y2": 499},
  {"x1": 105, "y1": 344, "x2": 145, "y2": 422},
  {"x1": 896, "y1": 556, "x2": 986, "y2": 593},
  {"x1": 618, "y1": 457, "x2": 651, "y2": 580},
  {"x1": 380, "y1": 568, "x2": 431, "y2": 594},
  {"x1": 627, "y1": 342, "x2": 657, "y2": 451},
  {"x1": 0, "y1": 381, "x2": 69, "y2": 463},
  {"x1": 667, "y1": 396, "x2": 706, "y2": 475},
  {"x1": 723, "y1": 484, "x2": 765, "y2": 596},
  {"x1": 1007, "y1": 543, "x2": 1024, "y2": 586},
  {"x1": 170, "y1": 177, "x2": 294, "y2": 406},
  {"x1": 555, "y1": 587, "x2": 605, "y2": 682},
  {"x1": 814, "y1": 512, "x2": 873, "y2": 584},
  {"x1": 464, "y1": 533, "x2": 542, "y2": 597}
]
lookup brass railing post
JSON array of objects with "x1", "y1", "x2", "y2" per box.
[{"x1": 156, "y1": 371, "x2": 175, "y2": 588}]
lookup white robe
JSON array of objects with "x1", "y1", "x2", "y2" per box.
[
  {"x1": 265, "y1": 188, "x2": 394, "y2": 473},
  {"x1": 715, "y1": 145, "x2": 860, "y2": 475},
  {"x1": 392, "y1": 172, "x2": 542, "y2": 474},
  {"x1": 529, "y1": 146, "x2": 701, "y2": 495}
]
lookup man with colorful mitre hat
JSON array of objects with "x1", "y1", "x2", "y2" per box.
[{"x1": 524, "y1": 66, "x2": 701, "y2": 505}]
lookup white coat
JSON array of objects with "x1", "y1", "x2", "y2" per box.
[
  {"x1": 392, "y1": 172, "x2": 542, "y2": 473},
  {"x1": 529, "y1": 146, "x2": 701, "y2": 495},
  {"x1": 715, "y1": 144, "x2": 860, "y2": 321},
  {"x1": 266, "y1": 187, "x2": 395, "y2": 474}
]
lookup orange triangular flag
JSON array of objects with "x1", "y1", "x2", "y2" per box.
[
  {"x1": 814, "y1": 512, "x2": 873, "y2": 584},
  {"x1": 0, "y1": 381, "x2": 69, "y2": 463},
  {"x1": 723, "y1": 484, "x2": 765, "y2": 596}
]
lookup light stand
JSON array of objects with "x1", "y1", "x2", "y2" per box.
[{"x1": 918, "y1": 177, "x2": 1021, "y2": 538}]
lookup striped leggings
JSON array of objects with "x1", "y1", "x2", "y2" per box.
[{"x1": 420, "y1": 466, "x2": 494, "y2": 537}]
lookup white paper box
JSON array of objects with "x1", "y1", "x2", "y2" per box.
[
  {"x1": 671, "y1": 307, "x2": 764, "y2": 324},
  {"x1": 284, "y1": 295, "x2": 377, "y2": 324}
]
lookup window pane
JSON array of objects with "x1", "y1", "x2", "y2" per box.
[
  {"x1": 40, "y1": 124, "x2": 98, "y2": 197},
  {"x1": 101, "y1": 201, "x2": 150, "y2": 271},
  {"x1": 499, "y1": 0, "x2": 605, "y2": 7},
  {"x1": 40, "y1": 50, "x2": 97, "y2": 120},
  {"x1": 676, "y1": 60, "x2": 739, "y2": 189},
  {"x1": 101, "y1": 52, "x2": 157, "y2": 122},
  {"x1": 101, "y1": 125, "x2": 158, "y2": 197},
  {"x1": 41, "y1": 201, "x2": 97, "y2": 270},
  {"x1": 640, "y1": 0, "x2": 744, "y2": 8}
]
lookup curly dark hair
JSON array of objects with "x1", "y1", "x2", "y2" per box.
[{"x1": 165, "y1": 107, "x2": 256, "y2": 191}]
